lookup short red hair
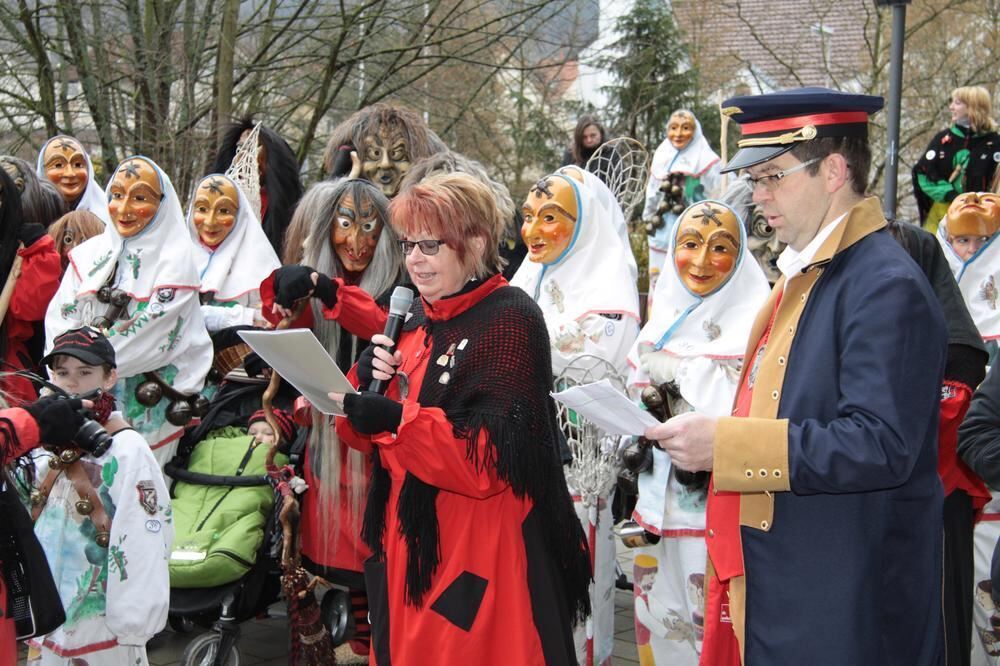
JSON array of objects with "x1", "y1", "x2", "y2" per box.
[{"x1": 389, "y1": 172, "x2": 504, "y2": 278}]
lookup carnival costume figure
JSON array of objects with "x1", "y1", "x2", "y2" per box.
[
  {"x1": 321, "y1": 103, "x2": 447, "y2": 195},
  {"x1": 888, "y1": 218, "x2": 990, "y2": 666},
  {"x1": 720, "y1": 174, "x2": 785, "y2": 285},
  {"x1": 45, "y1": 156, "x2": 213, "y2": 468},
  {"x1": 334, "y1": 172, "x2": 591, "y2": 665},
  {"x1": 187, "y1": 173, "x2": 278, "y2": 332},
  {"x1": 264, "y1": 178, "x2": 404, "y2": 656},
  {"x1": 210, "y1": 118, "x2": 304, "y2": 255},
  {"x1": 26, "y1": 327, "x2": 172, "y2": 666},
  {"x1": 511, "y1": 168, "x2": 640, "y2": 665},
  {"x1": 936, "y1": 192, "x2": 1000, "y2": 357},
  {"x1": 913, "y1": 86, "x2": 999, "y2": 232},
  {"x1": 0, "y1": 168, "x2": 63, "y2": 405},
  {"x1": 36, "y1": 136, "x2": 112, "y2": 226},
  {"x1": 642, "y1": 111, "x2": 721, "y2": 293},
  {"x1": 626, "y1": 201, "x2": 769, "y2": 665}
]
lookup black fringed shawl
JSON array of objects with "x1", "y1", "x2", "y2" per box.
[{"x1": 361, "y1": 277, "x2": 592, "y2": 623}]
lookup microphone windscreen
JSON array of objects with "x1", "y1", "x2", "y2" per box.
[{"x1": 389, "y1": 286, "x2": 414, "y2": 317}]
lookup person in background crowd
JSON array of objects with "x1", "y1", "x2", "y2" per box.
[
  {"x1": 913, "y1": 86, "x2": 999, "y2": 233},
  {"x1": 35, "y1": 136, "x2": 111, "y2": 226},
  {"x1": 332, "y1": 172, "x2": 591, "y2": 665},
  {"x1": 400, "y1": 150, "x2": 526, "y2": 280},
  {"x1": 625, "y1": 200, "x2": 769, "y2": 665},
  {"x1": 512, "y1": 168, "x2": 639, "y2": 665},
  {"x1": 187, "y1": 173, "x2": 278, "y2": 332},
  {"x1": 322, "y1": 103, "x2": 447, "y2": 197},
  {"x1": 0, "y1": 394, "x2": 88, "y2": 665},
  {"x1": 646, "y1": 87, "x2": 946, "y2": 666},
  {"x1": 643, "y1": 110, "x2": 722, "y2": 294},
  {"x1": 27, "y1": 327, "x2": 172, "y2": 666},
  {"x1": 266, "y1": 178, "x2": 404, "y2": 658},
  {"x1": 0, "y1": 168, "x2": 63, "y2": 405},
  {"x1": 210, "y1": 118, "x2": 304, "y2": 255},
  {"x1": 889, "y1": 217, "x2": 990, "y2": 666},
  {"x1": 47, "y1": 210, "x2": 106, "y2": 274},
  {"x1": 45, "y1": 156, "x2": 212, "y2": 467},
  {"x1": 562, "y1": 115, "x2": 607, "y2": 168},
  {"x1": 935, "y1": 192, "x2": 1000, "y2": 361},
  {"x1": 2, "y1": 156, "x2": 67, "y2": 230}
]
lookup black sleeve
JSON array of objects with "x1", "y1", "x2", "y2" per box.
[{"x1": 958, "y1": 364, "x2": 1000, "y2": 485}]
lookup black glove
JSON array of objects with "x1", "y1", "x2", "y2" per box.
[
  {"x1": 343, "y1": 391, "x2": 403, "y2": 435},
  {"x1": 356, "y1": 343, "x2": 378, "y2": 390},
  {"x1": 25, "y1": 396, "x2": 86, "y2": 446},
  {"x1": 313, "y1": 273, "x2": 338, "y2": 308},
  {"x1": 330, "y1": 144, "x2": 356, "y2": 178},
  {"x1": 17, "y1": 223, "x2": 46, "y2": 247},
  {"x1": 273, "y1": 265, "x2": 318, "y2": 308}
]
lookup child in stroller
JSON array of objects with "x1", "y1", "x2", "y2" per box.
[{"x1": 165, "y1": 375, "x2": 300, "y2": 666}]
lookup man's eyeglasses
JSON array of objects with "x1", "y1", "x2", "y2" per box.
[
  {"x1": 746, "y1": 157, "x2": 821, "y2": 192},
  {"x1": 399, "y1": 239, "x2": 445, "y2": 256}
]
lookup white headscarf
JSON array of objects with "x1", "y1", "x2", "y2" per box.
[
  {"x1": 511, "y1": 172, "x2": 640, "y2": 324},
  {"x1": 937, "y1": 221, "x2": 1000, "y2": 340},
  {"x1": 188, "y1": 174, "x2": 279, "y2": 301},
  {"x1": 649, "y1": 112, "x2": 720, "y2": 180},
  {"x1": 36, "y1": 135, "x2": 111, "y2": 226},
  {"x1": 68, "y1": 155, "x2": 200, "y2": 298},
  {"x1": 628, "y1": 200, "x2": 770, "y2": 412},
  {"x1": 556, "y1": 164, "x2": 636, "y2": 282}
]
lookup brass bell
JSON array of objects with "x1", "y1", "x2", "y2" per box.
[
  {"x1": 616, "y1": 468, "x2": 639, "y2": 496},
  {"x1": 59, "y1": 448, "x2": 81, "y2": 464},
  {"x1": 165, "y1": 399, "x2": 193, "y2": 426},
  {"x1": 95, "y1": 531, "x2": 111, "y2": 548},
  {"x1": 671, "y1": 203, "x2": 685, "y2": 215},
  {"x1": 641, "y1": 385, "x2": 665, "y2": 411},
  {"x1": 621, "y1": 438, "x2": 653, "y2": 474},
  {"x1": 135, "y1": 380, "x2": 163, "y2": 407},
  {"x1": 75, "y1": 497, "x2": 94, "y2": 515},
  {"x1": 670, "y1": 184, "x2": 683, "y2": 197},
  {"x1": 47, "y1": 456, "x2": 62, "y2": 471},
  {"x1": 190, "y1": 395, "x2": 210, "y2": 418},
  {"x1": 30, "y1": 489, "x2": 46, "y2": 506}
]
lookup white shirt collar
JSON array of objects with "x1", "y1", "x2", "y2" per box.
[{"x1": 776, "y1": 212, "x2": 848, "y2": 283}]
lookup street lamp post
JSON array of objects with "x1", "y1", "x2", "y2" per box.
[{"x1": 875, "y1": 0, "x2": 911, "y2": 221}]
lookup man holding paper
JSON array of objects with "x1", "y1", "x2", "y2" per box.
[{"x1": 643, "y1": 88, "x2": 947, "y2": 666}]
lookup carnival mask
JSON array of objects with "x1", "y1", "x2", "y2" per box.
[
  {"x1": 192, "y1": 175, "x2": 239, "y2": 248},
  {"x1": 332, "y1": 191, "x2": 382, "y2": 272},
  {"x1": 747, "y1": 207, "x2": 785, "y2": 284},
  {"x1": 108, "y1": 158, "x2": 162, "y2": 238},
  {"x1": 362, "y1": 131, "x2": 411, "y2": 197},
  {"x1": 667, "y1": 112, "x2": 696, "y2": 151},
  {"x1": 43, "y1": 137, "x2": 89, "y2": 204},
  {"x1": 946, "y1": 192, "x2": 1000, "y2": 261},
  {"x1": 1, "y1": 157, "x2": 27, "y2": 193},
  {"x1": 522, "y1": 177, "x2": 578, "y2": 265},
  {"x1": 674, "y1": 202, "x2": 740, "y2": 296}
]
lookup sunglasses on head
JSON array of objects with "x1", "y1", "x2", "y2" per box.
[{"x1": 399, "y1": 239, "x2": 445, "y2": 255}]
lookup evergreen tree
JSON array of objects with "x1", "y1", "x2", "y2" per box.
[{"x1": 600, "y1": 0, "x2": 696, "y2": 151}]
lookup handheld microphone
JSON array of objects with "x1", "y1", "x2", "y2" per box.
[{"x1": 369, "y1": 286, "x2": 414, "y2": 395}]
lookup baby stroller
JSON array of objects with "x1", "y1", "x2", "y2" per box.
[{"x1": 164, "y1": 374, "x2": 304, "y2": 666}]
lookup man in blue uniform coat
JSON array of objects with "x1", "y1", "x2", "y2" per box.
[{"x1": 645, "y1": 87, "x2": 947, "y2": 665}]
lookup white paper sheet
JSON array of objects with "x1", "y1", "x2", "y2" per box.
[
  {"x1": 237, "y1": 329, "x2": 357, "y2": 416},
  {"x1": 550, "y1": 378, "x2": 659, "y2": 436}
]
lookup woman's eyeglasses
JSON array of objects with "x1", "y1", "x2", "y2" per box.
[{"x1": 399, "y1": 239, "x2": 445, "y2": 255}]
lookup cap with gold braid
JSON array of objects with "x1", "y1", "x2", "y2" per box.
[{"x1": 720, "y1": 86, "x2": 885, "y2": 173}]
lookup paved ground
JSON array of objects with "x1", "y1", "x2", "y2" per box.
[{"x1": 19, "y1": 546, "x2": 642, "y2": 665}]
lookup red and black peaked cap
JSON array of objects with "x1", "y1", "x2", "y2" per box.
[{"x1": 720, "y1": 86, "x2": 885, "y2": 173}]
